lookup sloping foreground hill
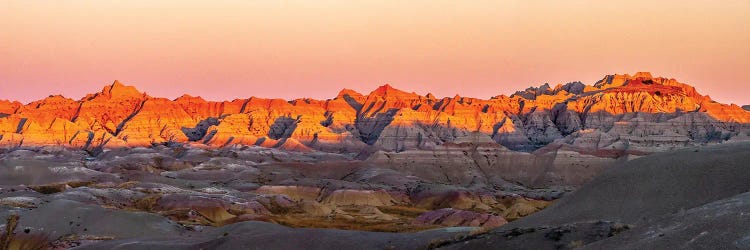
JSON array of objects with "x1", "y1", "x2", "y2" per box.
[
  {"x1": 437, "y1": 142, "x2": 750, "y2": 249},
  {"x1": 583, "y1": 191, "x2": 750, "y2": 249}
]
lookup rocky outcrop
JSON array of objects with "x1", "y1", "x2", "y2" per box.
[
  {"x1": 366, "y1": 141, "x2": 616, "y2": 188},
  {"x1": 0, "y1": 75, "x2": 746, "y2": 191},
  {"x1": 0, "y1": 73, "x2": 747, "y2": 157},
  {"x1": 439, "y1": 142, "x2": 750, "y2": 250}
]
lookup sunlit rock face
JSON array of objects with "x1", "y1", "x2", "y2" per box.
[
  {"x1": 0, "y1": 73, "x2": 747, "y2": 155},
  {"x1": 1, "y1": 74, "x2": 748, "y2": 249}
]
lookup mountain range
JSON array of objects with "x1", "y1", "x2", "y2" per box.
[
  {"x1": 1, "y1": 72, "x2": 748, "y2": 156},
  {"x1": 2, "y1": 72, "x2": 749, "y2": 248}
]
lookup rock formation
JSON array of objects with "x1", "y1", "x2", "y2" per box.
[{"x1": 0, "y1": 73, "x2": 748, "y2": 157}]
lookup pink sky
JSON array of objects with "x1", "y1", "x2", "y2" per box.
[{"x1": 1, "y1": 1, "x2": 749, "y2": 104}]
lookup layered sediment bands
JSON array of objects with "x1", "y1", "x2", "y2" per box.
[
  {"x1": 0, "y1": 72, "x2": 748, "y2": 157},
  {"x1": 365, "y1": 139, "x2": 617, "y2": 188}
]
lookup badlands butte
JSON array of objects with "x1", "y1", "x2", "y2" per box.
[{"x1": 0, "y1": 72, "x2": 749, "y2": 249}]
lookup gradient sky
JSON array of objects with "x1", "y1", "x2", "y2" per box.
[{"x1": 1, "y1": 0, "x2": 749, "y2": 104}]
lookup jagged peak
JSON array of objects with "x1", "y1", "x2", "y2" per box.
[
  {"x1": 594, "y1": 72, "x2": 659, "y2": 90},
  {"x1": 336, "y1": 88, "x2": 363, "y2": 98},
  {"x1": 101, "y1": 80, "x2": 145, "y2": 99},
  {"x1": 511, "y1": 83, "x2": 554, "y2": 100},
  {"x1": 112, "y1": 79, "x2": 124, "y2": 86},
  {"x1": 43, "y1": 94, "x2": 71, "y2": 100},
  {"x1": 594, "y1": 74, "x2": 622, "y2": 88},
  {"x1": 490, "y1": 94, "x2": 510, "y2": 100},
  {"x1": 515, "y1": 72, "x2": 690, "y2": 100},
  {"x1": 26, "y1": 95, "x2": 74, "y2": 107},
  {"x1": 632, "y1": 71, "x2": 653, "y2": 79},
  {"x1": 556, "y1": 81, "x2": 586, "y2": 95},
  {"x1": 371, "y1": 83, "x2": 396, "y2": 95},
  {"x1": 587, "y1": 75, "x2": 715, "y2": 104},
  {"x1": 174, "y1": 94, "x2": 205, "y2": 102},
  {"x1": 369, "y1": 84, "x2": 418, "y2": 98}
]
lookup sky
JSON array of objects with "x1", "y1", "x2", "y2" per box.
[{"x1": 1, "y1": 0, "x2": 749, "y2": 104}]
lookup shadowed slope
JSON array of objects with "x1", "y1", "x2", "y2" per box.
[
  {"x1": 507, "y1": 142, "x2": 750, "y2": 227},
  {"x1": 78, "y1": 221, "x2": 475, "y2": 250},
  {"x1": 437, "y1": 142, "x2": 750, "y2": 249},
  {"x1": 583, "y1": 191, "x2": 750, "y2": 249}
]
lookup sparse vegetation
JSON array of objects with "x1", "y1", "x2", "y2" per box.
[
  {"x1": 568, "y1": 240, "x2": 584, "y2": 248},
  {"x1": 1, "y1": 215, "x2": 51, "y2": 250}
]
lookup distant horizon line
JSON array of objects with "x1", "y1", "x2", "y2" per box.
[{"x1": 8, "y1": 71, "x2": 742, "y2": 105}]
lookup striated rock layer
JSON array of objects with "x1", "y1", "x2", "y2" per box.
[{"x1": 0, "y1": 73, "x2": 748, "y2": 157}]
